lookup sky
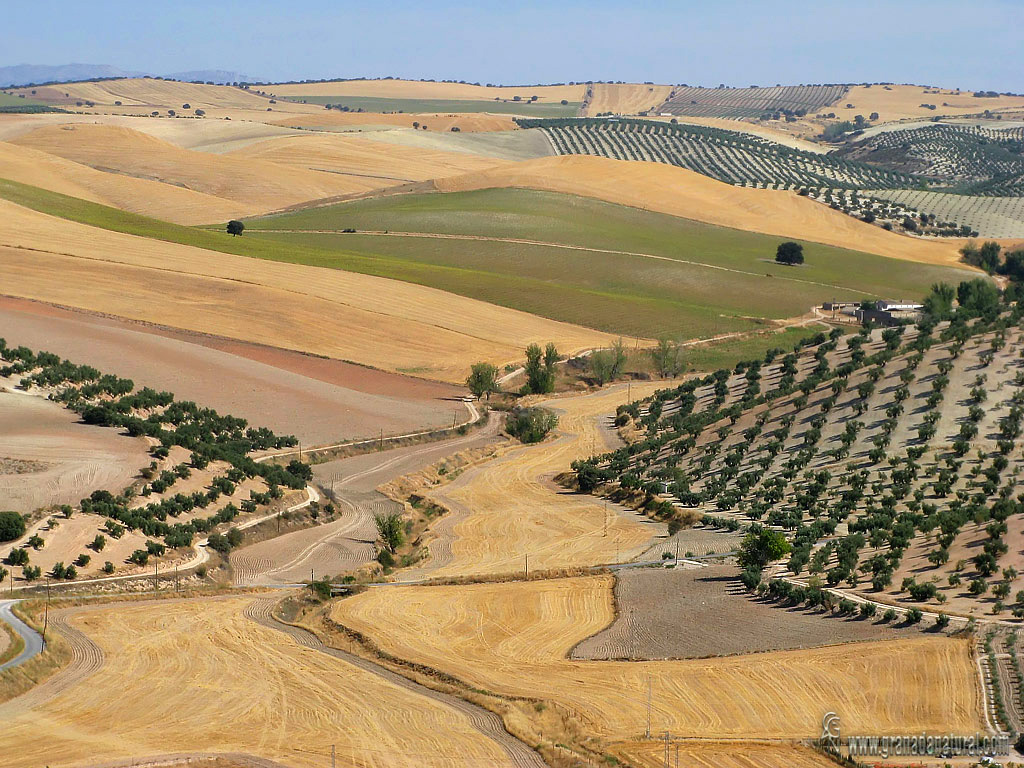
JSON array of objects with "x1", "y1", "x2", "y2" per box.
[{"x1": 4, "y1": 0, "x2": 1022, "y2": 92}]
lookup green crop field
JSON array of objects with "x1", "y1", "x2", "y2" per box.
[
  {"x1": 286, "y1": 95, "x2": 582, "y2": 117},
  {"x1": 0, "y1": 92, "x2": 47, "y2": 107},
  {"x1": 0, "y1": 179, "x2": 977, "y2": 340}
]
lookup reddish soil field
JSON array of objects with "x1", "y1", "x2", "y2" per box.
[
  {"x1": 0, "y1": 297, "x2": 463, "y2": 444},
  {"x1": 572, "y1": 565, "x2": 919, "y2": 660}
]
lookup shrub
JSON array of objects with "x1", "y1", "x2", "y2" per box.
[
  {"x1": 0, "y1": 510, "x2": 26, "y2": 542},
  {"x1": 506, "y1": 407, "x2": 559, "y2": 444}
]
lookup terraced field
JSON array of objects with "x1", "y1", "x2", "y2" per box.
[
  {"x1": 657, "y1": 85, "x2": 848, "y2": 119},
  {"x1": 524, "y1": 117, "x2": 916, "y2": 189}
]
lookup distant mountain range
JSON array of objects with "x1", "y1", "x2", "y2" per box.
[{"x1": 0, "y1": 63, "x2": 259, "y2": 88}]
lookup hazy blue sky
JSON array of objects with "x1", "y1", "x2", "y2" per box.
[{"x1": 5, "y1": 0, "x2": 1022, "y2": 92}]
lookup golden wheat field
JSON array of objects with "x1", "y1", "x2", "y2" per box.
[
  {"x1": 268, "y1": 111, "x2": 519, "y2": 133},
  {"x1": 0, "y1": 598, "x2": 518, "y2": 768},
  {"x1": 266, "y1": 79, "x2": 585, "y2": 103},
  {"x1": 832, "y1": 84, "x2": 1024, "y2": 124},
  {"x1": 435, "y1": 154, "x2": 967, "y2": 266},
  {"x1": 583, "y1": 83, "x2": 673, "y2": 116},
  {"x1": 413, "y1": 382, "x2": 663, "y2": 578},
  {"x1": 0, "y1": 199, "x2": 612, "y2": 381},
  {"x1": 335, "y1": 576, "x2": 982, "y2": 741},
  {"x1": 11, "y1": 78, "x2": 279, "y2": 111}
]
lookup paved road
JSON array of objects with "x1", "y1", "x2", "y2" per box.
[{"x1": 0, "y1": 599, "x2": 43, "y2": 672}]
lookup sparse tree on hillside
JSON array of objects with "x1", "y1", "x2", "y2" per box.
[
  {"x1": 524, "y1": 343, "x2": 555, "y2": 394},
  {"x1": 226, "y1": 220, "x2": 245, "y2": 237},
  {"x1": 775, "y1": 241, "x2": 804, "y2": 266},
  {"x1": 651, "y1": 337, "x2": 684, "y2": 378},
  {"x1": 466, "y1": 362, "x2": 499, "y2": 400},
  {"x1": 374, "y1": 512, "x2": 404, "y2": 553}
]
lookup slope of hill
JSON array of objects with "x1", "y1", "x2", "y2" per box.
[
  {"x1": 0, "y1": 189, "x2": 611, "y2": 380},
  {"x1": 583, "y1": 82, "x2": 672, "y2": 115},
  {"x1": 267, "y1": 78, "x2": 585, "y2": 103},
  {"x1": 435, "y1": 154, "x2": 966, "y2": 266},
  {"x1": 658, "y1": 84, "x2": 848, "y2": 119},
  {"x1": 578, "y1": 303, "x2": 1024, "y2": 622},
  {"x1": 247, "y1": 186, "x2": 974, "y2": 339}
]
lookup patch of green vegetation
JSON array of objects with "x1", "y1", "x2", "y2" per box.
[
  {"x1": 0, "y1": 93, "x2": 61, "y2": 112},
  {"x1": 0, "y1": 92, "x2": 42, "y2": 106},
  {"x1": 289, "y1": 95, "x2": 581, "y2": 117},
  {"x1": 0, "y1": 179, "x2": 976, "y2": 340},
  {"x1": 682, "y1": 326, "x2": 831, "y2": 371}
]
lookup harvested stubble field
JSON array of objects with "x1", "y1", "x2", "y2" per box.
[
  {"x1": 407, "y1": 383, "x2": 665, "y2": 578},
  {"x1": 435, "y1": 155, "x2": 967, "y2": 266},
  {"x1": 231, "y1": 417, "x2": 506, "y2": 585},
  {"x1": 831, "y1": 85, "x2": 1024, "y2": 125},
  {"x1": 8, "y1": 78, "x2": 280, "y2": 111},
  {"x1": 268, "y1": 110, "x2": 519, "y2": 133},
  {"x1": 0, "y1": 297, "x2": 463, "y2": 444},
  {"x1": 611, "y1": 741, "x2": 837, "y2": 768},
  {"x1": 266, "y1": 79, "x2": 585, "y2": 104},
  {"x1": 0, "y1": 190, "x2": 611, "y2": 382},
  {"x1": 572, "y1": 565, "x2": 917, "y2": 660},
  {"x1": 0, "y1": 597, "x2": 522, "y2": 768},
  {"x1": 287, "y1": 96, "x2": 582, "y2": 117},
  {"x1": 248, "y1": 186, "x2": 972, "y2": 339},
  {"x1": 356, "y1": 127, "x2": 555, "y2": 161},
  {"x1": 0, "y1": 390, "x2": 149, "y2": 513},
  {"x1": 583, "y1": 83, "x2": 673, "y2": 116},
  {"x1": 335, "y1": 575, "x2": 981, "y2": 741}
]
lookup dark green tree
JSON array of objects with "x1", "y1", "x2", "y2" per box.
[
  {"x1": 466, "y1": 362, "x2": 499, "y2": 400},
  {"x1": 226, "y1": 220, "x2": 245, "y2": 237},
  {"x1": 775, "y1": 241, "x2": 804, "y2": 265}
]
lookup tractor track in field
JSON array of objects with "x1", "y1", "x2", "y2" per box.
[{"x1": 243, "y1": 597, "x2": 546, "y2": 768}]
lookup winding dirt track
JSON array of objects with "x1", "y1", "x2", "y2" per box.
[
  {"x1": 231, "y1": 413, "x2": 505, "y2": 585},
  {"x1": 0, "y1": 596, "x2": 535, "y2": 768},
  {"x1": 244, "y1": 598, "x2": 546, "y2": 768},
  {"x1": 407, "y1": 382, "x2": 665, "y2": 578}
]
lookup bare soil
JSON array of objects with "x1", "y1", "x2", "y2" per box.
[
  {"x1": 572, "y1": 565, "x2": 918, "y2": 660},
  {"x1": 0, "y1": 297, "x2": 463, "y2": 445},
  {"x1": 0, "y1": 390, "x2": 150, "y2": 513}
]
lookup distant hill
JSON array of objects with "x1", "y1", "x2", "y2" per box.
[
  {"x1": 0, "y1": 63, "x2": 143, "y2": 87},
  {"x1": 164, "y1": 70, "x2": 260, "y2": 84},
  {"x1": 0, "y1": 64, "x2": 259, "y2": 88}
]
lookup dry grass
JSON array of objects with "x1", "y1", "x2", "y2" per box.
[
  {"x1": 610, "y1": 740, "x2": 837, "y2": 768},
  {"x1": 0, "y1": 601, "x2": 72, "y2": 705},
  {"x1": 334, "y1": 575, "x2": 982, "y2": 741},
  {"x1": 584, "y1": 83, "x2": 673, "y2": 116},
  {"x1": 0, "y1": 141, "x2": 251, "y2": 224},
  {"x1": 267, "y1": 79, "x2": 585, "y2": 103},
  {"x1": 831, "y1": 85, "x2": 1024, "y2": 124},
  {"x1": 435, "y1": 154, "x2": 967, "y2": 267},
  {"x1": 0, "y1": 597, "x2": 519, "y2": 768},
  {"x1": 10, "y1": 124, "x2": 369, "y2": 220},
  {"x1": 408, "y1": 382, "x2": 664, "y2": 578},
  {"x1": 0, "y1": 199, "x2": 612, "y2": 382},
  {"x1": 10, "y1": 78, "x2": 277, "y2": 111},
  {"x1": 231, "y1": 132, "x2": 507, "y2": 184},
  {"x1": 268, "y1": 111, "x2": 518, "y2": 133}
]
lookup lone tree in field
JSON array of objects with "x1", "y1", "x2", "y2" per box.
[
  {"x1": 466, "y1": 362, "x2": 499, "y2": 400},
  {"x1": 775, "y1": 241, "x2": 804, "y2": 266},
  {"x1": 226, "y1": 220, "x2": 245, "y2": 237}
]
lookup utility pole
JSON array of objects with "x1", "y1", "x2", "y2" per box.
[
  {"x1": 175, "y1": 565, "x2": 179, "y2": 593},
  {"x1": 646, "y1": 675, "x2": 652, "y2": 739},
  {"x1": 331, "y1": 744, "x2": 336, "y2": 768},
  {"x1": 379, "y1": 428, "x2": 384, "y2": 451},
  {"x1": 524, "y1": 554, "x2": 529, "y2": 579},
  {"x1": 603, "y1": 500, "x2": 608, "y2": 537},
  {"x1": 43, "y1": 578, "x2": 51, "y2": 647},
  {"x1": 663, "y1": 731, "x2": 670, "y2": 768},
  {"x1": 298, "y1": 441, "x2": 302, "y2": 462},
  {"x1": 452, "y1": 411, "x2": 458, "y2": 430},
  {"x1": 675, "y1": 538, "x2": 679, "y2": 564},
  {"x1": 154, "y1": 561, "x2": 159, "y2": 591}
]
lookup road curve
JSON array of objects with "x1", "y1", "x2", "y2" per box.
[
  {"x1": 244, "y1": 597, "x2": 546, "y2": 768},
  {"x1": 0, "y1": 600, "x2": 43, "y2": 672}
]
